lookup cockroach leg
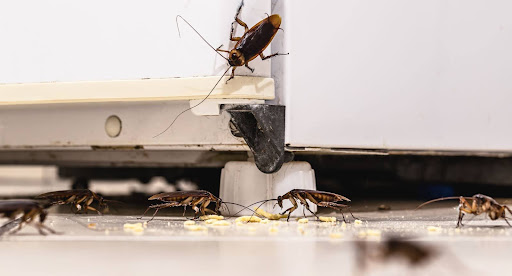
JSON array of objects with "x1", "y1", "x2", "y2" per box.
[
  {"x1": 85, "y1": 205, "x2": 102, "y2": 215},
  {"x1": 139, "y1": 202, "x2": 176, "y2": 221},
  {"x1": 296, "y1": 193, "x2": 319, "y2": 220},
  {"x1": 281, "y1": 198, "x2": 298, "y2": 221},
  {"x1": 226, "y1": 67, "x2": 237, "y2": 83},
  {"x1": 234, "y1": 17, "x2": 249, "y2": 32},
  {"x1": 259, "y1": 52, "x2": 289, "y2": 61},
  {"x1": 457, "y1": 212, "x2": 465, "y2": 228},
  {"x1": 229, "y1": 23, "x2": 242, "y2": 41},
  {"x1": 245, "y1": 64, "x2": 254, "y2": 72}
]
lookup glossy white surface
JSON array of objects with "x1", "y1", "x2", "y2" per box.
[
  {"x1": 2, "y1": 206, "x2": 512, "y2": 275},
  {"x1": 0, "y1": 0, "x2": 271, "y2": 84},
  {"x1": 276, "y1": 1, "x2": 512, "y2": 151}
]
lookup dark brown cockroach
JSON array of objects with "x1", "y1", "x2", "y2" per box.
[
  {"x1": 154, "y1": 0, "x2": 287, "y2": 137},
  {"x1": 35, "y1": 189, "x2": 111, "y2": 215},
  {"x1": 0, "y1": 199, "x2": 56, "y2": 235},
  {"x1": 138, "y1": 190, "x2": 252, "y2": 221},
  {"x1": 356, "y1": 238, "x2": 435, "y2": 270},
  {"x1": 249, "y1": 189, "x2": 355, "y2": 222},
  {"x1": 416, "y1": 194, "x2": 512, "y2": 227}
]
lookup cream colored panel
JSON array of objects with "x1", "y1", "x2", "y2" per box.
[{"x1": 0, "y1": 77, "x2": 274, "y2": 105}]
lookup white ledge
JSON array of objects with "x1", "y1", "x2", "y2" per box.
[{"x1": 0, "y1": 76, "x2": 274, "y2": 105}]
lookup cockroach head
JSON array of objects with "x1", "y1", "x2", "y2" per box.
[
  {"x1": 228, "y1": 49, "x2": 245, "y2": 66},
  {"x1": 215, "y1": 198, "x2": 223, "y2": 213},
  {"x1": 277, "y1": 196, "x2": 283, "y2": 208}
]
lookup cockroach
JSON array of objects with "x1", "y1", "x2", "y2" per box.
[
  {"x1": 0, "y1": 199, "x2": 56, "y2": 235},
  {"x1": 416, "y1": 194, "x2": 512, "y2": 227},
  {"x1": 356, "y1": 238, "x2": 435, "y2": 269},
  {"x1": 154, "y1": 0, "x2": 288, "y2": 137},
  {"x1": 35, "y1": 189, "x2": 111, "y2": 215},
  {"x1": 138, "y1": 190, "x2": 253, "y2": 221},
  {"x1": 249, "y1": 189, "x2": 356, "y2": 222}
]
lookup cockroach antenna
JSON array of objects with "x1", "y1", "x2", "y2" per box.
[
  {"x1": 153, "y1": 65, "x2": 231, "y2": 138},
  {"x1": 415, "y1": 196, "x2": 473, "y2": 210},
  {"x1": 153, "y1": 16, "x2": 233, "y2": 138},
  {"x1": 230, "y1": 199, "x2": 278, "y2": 222},
  {"x1": 221, "y1": 201, "x2": 259, "y2": 218},
  {"x1": 175, "y1": 15, "x2": 229, "y2": 62}
]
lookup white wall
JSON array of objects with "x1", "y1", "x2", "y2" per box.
[
  {"x1": 0, "y1": 0, "x2": 271, "y2": 84},
  {"x1": 275, "y1": 0, "x2": 512, "y2": 152}
]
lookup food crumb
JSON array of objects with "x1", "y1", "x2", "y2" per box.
[
  {"x1": 254, "y1": 208, "x2": 287, "y2": 220},
  {"x1": 185, "y1": 225, "x2": 208, "y2": 231},
  {"x1": 297, "y1": 226, "x2": 305, "y2": 235},
  {"x1": 200, "y1": 215, "x2": 224, "y2": 220},
  {"x1": 298, "y1": 218, "x2": 309, "y2": 224},
  {"x1": 319, "y1": 216, "x2": 336, "y2": 223},
  {"x1": 184, "y1": 221, "x2": 196, "y2": 226},
  {"x1": 329, "y1": 232, "x2": 343, "y2": 239},
  {"x1": 427, "y1": 226, "x2": 442, "y2": 232},
  {"x1": 354, "y1": 219, "x2": 363, "y2": 226},
  {"x1": 87, "y1": 223, "x2": 97, "y2": 229},
  {"x1": 123, "y1": 222, "x2": 144, "y2": 234},
  {"x1": 212, "y1": 220, "x2": 231, "y2": 226},
  {"x1": 205, "y1": 219, "x2": 218, "y2": 225},
  {"x1": 269, "y1": 227, "x2": 279, "y2": 233},
  {"x1": 235, "y1": 216, "x2": 262, "y2": 223},
  {"x1": 366, "y1": 229, "x2": 382, "y2": 237}
]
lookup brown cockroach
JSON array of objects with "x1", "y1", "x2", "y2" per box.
[
  {"x1": 154, "y1": 0, "x2": 288, "y2": 137},
  {"x1": 0, "y1": 199, "x2": 56, "y2": 235},
  {"x1": 356, "y1": 238, "x2": 435, "y2": 270},
  {"x1": 416, "y1": 194, "x2": 512, "y2": 227},
  {"x1": 249, "y1": 189, "x2": 355, "y2": 222},
  {"x1": 138, "y1": 190, "x2": 252, "y2": 221},
  {"x1": 35, "y1": 189, "x2": 111, "y2": 215}
]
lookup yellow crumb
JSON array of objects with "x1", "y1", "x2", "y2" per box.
[
  {"x1": 298, "y1": 218, "x2": 309, "y2": 224},
  {"x1": 366, "y1": 229, "x2": 382, "y2": 237},
  {"x1": 200, "y1": 215, "x2": 224, "y2": 220},
  {"x1": 247, "y1": 226, "x2": 257, "y2": 232},
  {"x1": 354, "y1": 219, "x2": 363, "y2": 226},
  {"x1": 273, "y1": 221, "x2": 281, "y2": 226},
  {"x1": 123, "y1": 222, "x2": 144, "y2": 234},
  {"x1": 319, "y1": 216, "x2": 336, "y2": 222},
  {"x1": 87, "y1": 223, "x2": 97, "y2": 229},
  {"x1": 235, "y1": 216, "x2": 262, "y2": 223},
  {"x1": 212, "y1": 220, "x2": 231, "y2": 226},
  {"x1": 329, "y1": 232, "x2": 343, "y2": 239},
  {"x1": 185, "y1": 225, "x2": 208, "y2": 231},
  {"x1": 204, "y1": 219, "x2": 219, "y2": 225},
  {"x1": 184, "y1": 221, "x2": 196, "y2": 226},
  {"x1": 269, "y1": 227, "x2": 279, "y2": 233},
  {"x1": 143, "y1": 222, "x2": 148, "y2": 228},
  {"x1": 297, "y1": 226, "x2": 306, "y2": 235},
  {"x1": 123, "y1": 223, "x2": 143, "y2": 229},
  {"x1": 427, "y1": 226, "x2": 442, "y2": 232},
  {"x1": 260, "y1": 219, "x2": 270, "y2": 224},
  {"x1": 254, "y1": 208, "x2": 287, "y2": 220},
  {"x1": 341, "y1": 222, "x2": 347, "y2": 229}
]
